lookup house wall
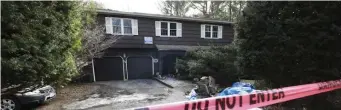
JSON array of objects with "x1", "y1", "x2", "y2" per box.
[
  {"x1": 97, "y1": 14, "x2": 234, "y2": 48},
  {"x1": 92, "y1": 13, "x2": 235, "y2": 80}
]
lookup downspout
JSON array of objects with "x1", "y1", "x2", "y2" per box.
[{"x1": 92, "y1": 58, "x2": 96, "y2": 82}]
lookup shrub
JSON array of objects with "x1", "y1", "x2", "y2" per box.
[
  {"x1": 175, "y1": 45, "x2": 239, "y2": 85},
  {"x1": 235, "y1": 1, "x2": 341, "y2": 109},
  {"x1": 1, "y1": 1, "x2": 86, "y2": 93}
]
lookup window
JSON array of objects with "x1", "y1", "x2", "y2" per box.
[
  {"x1": 156, "y1": 21, "x2": 181, "y2": 37},
  {"x1": 170, "y1": 23, "x2": 177, "y2": 36},
  {"x1": 201, "y1": 24, "x2": 222, "y2": 39},
  {"x1": 112, "y1": 18, "x2": 121, "y2": 34},
  {"x1": 205, "y1": 25, "x2": 211, "y2": 38},
  {"x1": 212, "y1": 26, "x2": 218, "y2": 38},
  {"x1": 113, "y1": 18, "x2": 132, "y2": 35},
  {"x1": 105, "y1": 17, "x2": 138, "y2": 35},
  {"x1": 123, "y1": 19, "x2": 132, "y2": 34},
  {"x1": 161, "y1": 22, "x2": 168, "y2": 36}
]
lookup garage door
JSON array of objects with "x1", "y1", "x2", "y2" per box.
[
  {"x1": 94, "y1": 57, "x2": 124, "y2": 81},
  {"x1": 127, "y1": 56, "x2": 153, "y2": 79}
]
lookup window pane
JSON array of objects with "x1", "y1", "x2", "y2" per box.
[
  {"x1": 212, "y1": 32, "x2": 218, "y2": 38},
  {"x1": 212, "y1": 26, "x2": 218, "y2": 31},
  {"x1": 170, "y1": 23, "x2": 177, "y2": 29},
  {"x1": 123, "y1": 19, "x2": 132, "y2": 27},
  {"x1": 170, "y1": 30, "x2": 176, "y2": 36},
  {"x1": 205, "y1": 25, "x2": 211, "y2": 32},
  {"x1": 112, "y1": 18, "x2": 121, "y2": 26},
  {"x1": 124, "y1": 27, "x2": 132, "y2": 34},
  {"x1": 161, "y1": 29, "x2": 168, "y2": 36},
  {"x1": 205, "y1": 32, "x2": 211, "y2": 38},
  {"x1": 113, "y1": 26, "x2": 121, "y2": 34},
  {"x1": 123, "y1": 19, "x2": 132, "y2": 34},
  {"x1": 161, "y1": 22, "x2": 168, "y2": 29},
  {"x1": 113, "y1": 18, "x2": 121, "y2": 34}
]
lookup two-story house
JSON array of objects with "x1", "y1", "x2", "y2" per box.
[{"x1": 92, "y1": 9, "x2": 233, "y2": 81}]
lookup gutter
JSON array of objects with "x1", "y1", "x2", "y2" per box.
[{"x1": 97, "y1": 9, "x2": 233, "y2": 25}]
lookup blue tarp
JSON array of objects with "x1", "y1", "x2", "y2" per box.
[
  {"x1": 218, "y1": 82, "x2": 255, "y2": 96},
  {"x1": 186, "y1": 89, "x2": 197, "y2": 100},
  {"x1": 186, "y1": 82, "x2": 261, "y2": 109},
  {"x1": 187, "y1": 82, "x2": 255, "y2": 100}
]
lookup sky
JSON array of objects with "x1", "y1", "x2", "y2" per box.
[{"x1": 94, "y1": 0, "x2": 163, "y2": 14}]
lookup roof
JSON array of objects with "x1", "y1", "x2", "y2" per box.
[
  {"x1": 97, "y1": 9, "x2": 233, "y2": 25},
  {"x1": 156, "y1": 45, "x2": 210, "y2": 51}
]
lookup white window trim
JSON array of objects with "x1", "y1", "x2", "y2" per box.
[
  {"x1": 202, "y1": 24, "x2": 222, "y2": 39},
  {"x1": 159, "y1": 21, "x2": 180, "y2": 37},
  {"x1": 112, "y1": 17, "x2": 134, "y2": 36}
]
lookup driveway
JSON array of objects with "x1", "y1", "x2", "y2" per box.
[{"x1": 62, "y1": 79, "x2": 195, "y2": 110}]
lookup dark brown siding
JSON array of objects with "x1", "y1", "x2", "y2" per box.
[{"x1": 97, "y1": 14, "x2": 233, "y2": 48}]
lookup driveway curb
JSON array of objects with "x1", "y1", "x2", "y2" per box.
[{"x1": 152, "y1": 77, "x2": 174, "y2": 88}]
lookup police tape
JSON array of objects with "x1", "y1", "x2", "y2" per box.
[{"x1": 134, "y1": 79, "x2": 341, "y2": 110}]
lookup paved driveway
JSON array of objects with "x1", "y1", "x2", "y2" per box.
[{"x1": 62, "y1": 79, "x2": 195, "y2": 110}]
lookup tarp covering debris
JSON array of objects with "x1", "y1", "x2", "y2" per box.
[
  {"x1": 218, "y1": 82, "x2": 255, "y2": 96},
  {"x1": 186, "y1": 88, "x2": 197, "y2": 100}
]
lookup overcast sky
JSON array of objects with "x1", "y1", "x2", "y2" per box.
[{"x1": 94, "y1": 0, "x2": 163, "y2": 14}]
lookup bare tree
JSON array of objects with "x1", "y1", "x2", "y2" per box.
[
  {"x1": 236, "y1": 0, "x2": 247, "y2": 19},
  {"x1": 190, "y1": 1, "x2": 210, "y2": 18},
  {"x1": 158, "y1": 0, "x2": 247, "y2": 22},
  {"x1": 75, "y1": 24, "x2": 119, "y2": 73},
  {"x1": 229, "y1": 1, "x2": 232, "y2": 21},
  {"x1": 221, "y1": 0, "x2": 247, "y2": 22},
  {"x1": 160, "y1": 1, "x2": 191, "y2": 17},
  {"x1": 174, "y1": 0, "x2": 247, "y2": 22},
  {"x1": 189, "y1": 1, "x2": 227, "y2": 19}
]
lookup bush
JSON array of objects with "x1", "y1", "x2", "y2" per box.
[
  {"x1": 235, "y1": 1, "x2": 341, "y2": 109},
  {"x1": 1, "y1": 1, "x2": 85, "y2": 93},
  {"x1": 175, "y1": 45, "x2": 239, "y2": 85}
]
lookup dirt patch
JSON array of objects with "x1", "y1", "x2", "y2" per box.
[
  {"x1": 38, "y1": 79, "x2": 193, "y2": 110},
  {"x1": 36, "y1": 83, "x2": 100, "y2": 110},
  {"x1": 92, "y1": 84, "x2": 118, "y2": 98},
  {"x1": 80, "y1": 84, "x2": 134, "y2": 99},
  {"x1": 153, "y1": 94, "x2": 168, "y2": 97},
  {"x1": 79, "y1": 79, "x2": 195, "y2": 110},
  {"x1": 146, "y1": 97, "x2": 164, "y2": 102},
  {"x1": 145, "y1": 94, "x2": 168, "y2": 102}
]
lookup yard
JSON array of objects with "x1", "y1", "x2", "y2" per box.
[{"x1": 36, "y1": 79, "x2": 195, "y2": 110}]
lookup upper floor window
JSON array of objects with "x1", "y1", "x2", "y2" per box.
[
  {"x1": 105, "y1": 17, "x2": 138, "y2": 35},
  {"x1": 201, "y1": 24, "x2": 223, "y2": 39},
  {"x1": 155, "y1": 21, "x2": 182, "y2": 37}
]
